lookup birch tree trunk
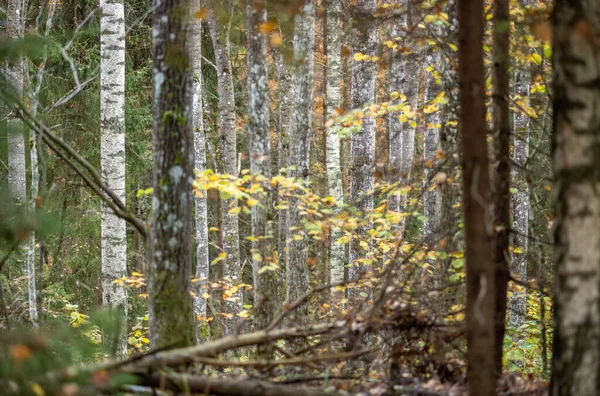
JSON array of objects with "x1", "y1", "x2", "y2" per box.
[
  {"x1": 100, "y1": 0, "x2": 128, "y2": 358},
  {"x1": 551, "y1": 1, "x2": 600, "y2": 393},
  {"x1": 325, "y1": 0, "x2": 345, "y2": 293},
  {"x1": 6, "y1": 0, "x2": 26, "y2": 208},
  {"x1": 27, "y1": 0, "x2": 57, "y2": 330},
  {"x1": 6, "y1": 0, "x2": 32, "y2": 325},
  {"x1": 276, "y1": 51, "x2": 291, "y2": 302},
  {"x1": 149, "y1": 0, "x2": 195, "y2": 349},
  {"x1": 247, "y1": 0, "x2": 277, "y2": 338},
  {"x1": 207, "y1": 1, "x2": 241, "y2": 333},
  {"x1": 285, "y1": 0, "x2": 315, "y2": 324},
  {"x1": 458, "y1": 0, "x2": 497, "y2": 392},
  {"x1": 397, "y1": 6, "x2": 419, "y2": 235},
  {"x1": 423, "y1": 51, "x2": 441, "y2": 240},
  {"x1": 509, "y1": 68, "x2": 529, "y2": 329},
  {"x1": 348, "y1": 0, "x2": 376, "y2": 301},
  {"x1": 388, "y1": 9, "x2": 405, "y2": 215},
  {"x1": 189, "y1": 0, "x2": 209, "y2": 344}
]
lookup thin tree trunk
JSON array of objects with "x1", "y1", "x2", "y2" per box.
[
  {"x1": 348, "y1": 0, "x2": 376, "y2": 302},
  {"x1": 388, "y1": 8, "x2": 405, "y2": 215},
  {"x1": 458, "y1": 0, "x2": 497, "y2": 393},
  {"x1": 100, "y1": 0, "x2": 128, "y2": 358},
  {"x1": 325, "y1": 0, "x2": 344, "y2": 294},
  {"x1": 397, "y1": 6, "x2": 419, "y2": 235},
  {"x1": 509, "y1": 68, "x2": 529, "y2": 329},
  {"x1": 207, "y1": 1, "x2": 241, "y2": 334},
  {"x1": 491, "y1": 0, "x2": 510, "y2": 376},
  {"x1": 423, "y1": 50, "x2": 441, "y2": 240},
  {"x1": 189, "y1": 0, "x2": 210, "y2": 344},
  {"x1": 285, "y1": 0, "x2": 315, "y2": 325},
  {"x1": 551, "y1": 1, "x2": 600, "y2": 394},
  {"x1": 6, "y1": 0, "x2": 26, "y2": 208},
  {"x1": 247, "y1": 0, "x2": 277, "y2": 340},
  {"x1": 276, "y1": 51, "x2": 291, "y2": 304},
  {"x1": 149, "y1": 0, "x2": 195, "y2": 349}
]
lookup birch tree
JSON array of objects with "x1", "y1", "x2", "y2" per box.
[
  {"x1": 324, "y1": 0, "x2": 345, "y2": 292},
  {"x1": 6, "y1": 0, "x2": 26, "y2": 209},
  {"x1": 423, "y1": 53, "x2": 441, "y2": 240},
  {"x1": 247, "y1": 0, "x2": 277, "y2": 336},
  {"x1": 348, "y1": 0, "x2": 376, "y2": 300},
  {"x1": 189, "y1": 0, "x2": 209, "y2": 343},
  {"x1": 392, "y1": 5, "x2": 419, "y2": 235},
  {"x1": 148, "y1": 0, "x2": 195, "y2": 348},
  {"x1": 100, "y1": 0, "x2": 127, "y2": 357},
  {"x1": 509, "y1": 68, "x2": 530, "y2": 329},
  {"x1": 286, "y1": 0, "x2": 315, "y2": 324},
  {"x1": 206, "y1": 0, "x2": 241, "y2": 332},
  {"x1": 5, "y1": 0, "x2": 32, "y2": 325},
  {"x1": 551, "y1": 1, "x2": 600, "y2": 393},
  {"x1": 276, "y1": 51, "x2": 291, "y2": 301},
  {"x1": 388, "y1": 8, "x2": 405, "y2": 215}
]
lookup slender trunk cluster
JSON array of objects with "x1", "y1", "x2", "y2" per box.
[
  {"x1": 246, "y1": 0, "x2": 277, "y2": 336},
  {"x1": 149, "y1": 0, "x2": 195, "y2": 349},
  {"x1": 348, "y1": 0, "x2": 377, "y2": 301},
  {"x1": 324, "y1": 0, "x2": 345, "y2": 292},
  {"x1": 207, "y1": 1, "x2": 241, "y2": 333},
  {"x1": 551, "y1": 1, "x2": 600, "y2": 393},
  {"x1": 285, "y1": 0, "x2": 315, "y2": 324},
  {"x1": 189, "y1": 0, "x2": 210, "y2": 343},
  {"x1": 100, "y1": 0, "x2": 128, "y2": 357}
]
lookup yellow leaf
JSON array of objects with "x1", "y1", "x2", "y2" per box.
[
  {"x1": 202, "y1": 292, "x2": 210, "y2": 299},
  {"x1": 229, "y1": 206, "x2": 242, "y2": 215},
  {"x1": 194, "y1": 8, "x2": 207, "y2": 20},
  {"x1": 424, "y1": 14, "x2": 438, "y2": 23},
  {"x1": 390, "y1": 91, "x2": 399, "y2": 101},
  {"x1": 252, "y1": 253, "x2": 263, "y2": 262},
  {"x1": 30, "y1": 384, "x2": 45, "y2": 396},
  {"x1": 353, "y1": 52, "x2": 363, "y2": 61},
  {"x1": 141, "y1": 337, "x2": 150, "y2": 344},
  {"x1": 258, "y1": 20, "x2": 277, "y2": 33},
  {"x1": 247, "y1": 198, "x2": 259, "y2": 207}
]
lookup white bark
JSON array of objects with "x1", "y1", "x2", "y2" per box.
[
  {"x1": 100, "y1": 0, "x2": 127, "y2": 358},
  {"x1": 286, "y1": 0, "x2": 315, "y2": 324},
  {"x1": 207, "y1": 1, "x2": 241, "y2": 334},
  {"x1": 552, "y1": 1, "x2": 600, "y2": 390},
  {"x1": 388, "y1": 10, "x2": 406, "y2": 214},
  {"x1": 396, "y1": 6, "x2": 420, "y2": 235},
  {"x1": 6, "y1": 0, "x2": 26, "y2": 206},
  {"x1": 189, "y1": 0, "x2": 209, "y2": 343},
  {"x1": 276, "y1": 51, "x2": 291, "y2": 302},
  {"x1": 6, "y1": 0, "x2": 30, "y2": 323},
  {"x1": 348, "y1": 0, "x2": 377, "y2": 301},
  {"x1": 247, "y1": 0, "x2": 277, "y2": 336},
  {"x1": 325, "y1": 0, "x2": 345, "y2": 292},
  {"x1": 509, "y1": 69, "x2": 529, "y2": 329},
  {"x1": 423, "y1": 54, "x2": 441, "y2": 240}
]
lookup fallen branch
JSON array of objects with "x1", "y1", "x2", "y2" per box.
[
  {"x1": 155, "y1": 348, "x2": 372, "y2": 369},
  {"x1": 124, "y1": 322, "x2": 345, "y2": 369},
  {"x1": 141, "y1": 371, "x2": 338, "y2": 396}
]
